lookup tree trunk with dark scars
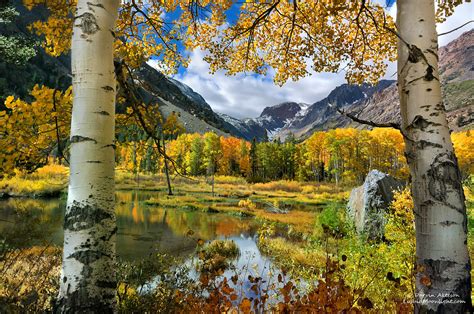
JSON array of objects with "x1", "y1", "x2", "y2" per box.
[
  {"x1": 56, "y1": 0, "x2": 120, "y2": 312},
  {"x1": 397, "y1": 0, "x2": 472, "y2": 312}
]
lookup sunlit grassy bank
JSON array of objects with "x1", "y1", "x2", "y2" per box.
[{"x1": 0, "y1": 165, "x2": 68, "y2": 198}]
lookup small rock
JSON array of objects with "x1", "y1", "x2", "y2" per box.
[{"x1": 264, "y1": 202, "x2": 289, "y2": 214}]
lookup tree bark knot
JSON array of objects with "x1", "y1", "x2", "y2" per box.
[
  {"x1": 422, "y1": 259, "x2": 456, "y2": 283},
  {"x1": 67, "y1": 249, "x2": 111, "y2": 265},
  {"x1": 427, "y1": 153, "x2": 463, "y2": 207},
  {"x1": 424, "y1": 65, "x2": 435, "y2": 81},
  {"x1": 418, "y1": 259, "x2": 472, "y2": 312},
  {"x1": 406, "y1": 44, "x2": 437, "y2": 82},
  {"x1": 86, "y1": 2, "x2": 105, "y2": 11},
  {"x1": 408, "y1": 115, "x2": 441, "y2": 132},
  {"x1": 70, "y1": 135, "x2": 97, "y2": 144},
  {"x1": 416, "y1": 140, "x2": 443, "y2": 150},
  {"x1": 78, "y1": 12, "x2": 100, "y2": 35},
  {"x1": 408, "y1": 44, "x2": 424, "y2": 63}
]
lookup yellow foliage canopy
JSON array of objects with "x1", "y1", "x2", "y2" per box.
[{"x1": 0, "y1": 85, "x2": 72, "y2": 175}]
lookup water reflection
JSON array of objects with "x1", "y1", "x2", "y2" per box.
[
  {"x1": 0, "y1": 191, "x2": 294, "y2": 304},
  {"x1": 0, "y1": 191, "x2": 260, "y2": 260}
]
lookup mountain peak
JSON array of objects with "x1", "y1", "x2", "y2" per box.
[{"x1": 260, "y1": 102, "x2": 303, "y2": 118}]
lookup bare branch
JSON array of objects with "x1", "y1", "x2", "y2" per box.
[
  {"x1": 333, "y1": 104, "x2": 400, "y2": 129},
  {"x1": 438, "y1": 20, "x2": 474, "y2": 36}
]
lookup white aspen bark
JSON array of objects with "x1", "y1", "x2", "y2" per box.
[
  {"x1": 56, "y1": 0, "x2": 120, "y2": 312},
  {"x1": 397, "y1": 1, "x2": 472, "y2": 312}
]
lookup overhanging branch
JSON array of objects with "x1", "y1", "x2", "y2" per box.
[{"x1": 334, "y1": 105, "x2": 400, "y2": 129}]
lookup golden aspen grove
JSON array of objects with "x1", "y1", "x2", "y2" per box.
[{"x1": 0, "y1": 0, "x2": 473, "y2": 312}]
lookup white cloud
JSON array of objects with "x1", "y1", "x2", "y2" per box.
[
  {"x1": 385, "y1": 1, "x2": 473, "y2": 46},
  {"x1": 147, "y1": 2, "x2": 473, "y2": 119},
  {"x1": 436, "y1": 2, "x2": 473, "y2": 46},
  {"x1": 171, "y1": 49, "x2": 345, "y2": 119}
]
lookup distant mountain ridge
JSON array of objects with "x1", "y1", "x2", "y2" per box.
[
  {"x1": 221, "y1": 29, "x2": 473, "y2": 140},
  {"x1": 219, "y1": 80, "x2": 395, "y2": 141},
  {"x1": 133, "y1": 64, "x2": 241, "y2": 137}
]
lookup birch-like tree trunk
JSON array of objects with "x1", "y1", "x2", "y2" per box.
[
  {"x1": 397, "y1": 0, "x2": 472, "y2": 312},
  {"x1": 56, "y1": 0, "x2": 120, "y2": 311}
]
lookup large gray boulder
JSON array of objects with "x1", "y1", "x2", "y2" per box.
[{"x1": 347, "y1": 170, "x2": 404, "y2": 239}]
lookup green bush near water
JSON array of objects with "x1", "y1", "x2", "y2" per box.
[{"x1": 318, "y1": 202, "x2": 347, "y2": 237}]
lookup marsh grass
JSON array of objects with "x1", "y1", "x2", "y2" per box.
[
  {"x1": 3, "y1": 170, "x2": 472, "y2": 312},
  {"x1": 0, "y1": 165, "x2": 68, "y2": 197},
  {"x1": 123, "y1": 173, "x2": 352, "y2": 235},
  {"x1": 193, "y1": 239, "x2": 241, "y2": 275}
]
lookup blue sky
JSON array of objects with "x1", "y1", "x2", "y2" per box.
[{"x1": 148, "y1": 2, "x2": 474, "y2": 119}]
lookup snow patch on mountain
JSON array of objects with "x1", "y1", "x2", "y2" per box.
[{"x1": 169, "y1": 77, "x2": 212, "y2": 110}]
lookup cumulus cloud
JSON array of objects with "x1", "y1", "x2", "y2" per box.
[
  {"x1": 171, "y1": 50, "x2": 345, "y2": 118},
  {"x1": 148, "y1": 3, "x2": 473, "y2": 119}
]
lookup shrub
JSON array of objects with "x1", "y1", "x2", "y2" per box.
[
  {"x1": 214, "y1": 176, "x2": 246, "y2": 185},
  {"x1": 117, "y1": 253, "x2": 193, "y2": 313},
  {"x1": 318, "y1": 202, "x2": 346, "y2": 236},
  {"x1": 197, "y1": 239, "x2": 240, "y2": 274},
  {"x1": 339, "y1": 187, "x2": 416, "y2": 311},
  {"x1": 237, "y1": 199, "x2": 256, "y2": 210},
  {"x1": 0, "y1": 246, "x2": 61, "y2": 312},
  {"x1": 32, "y1": 164, "x2": 68, "y2": 179},
  {"x1": 0, "y1": 166, "x2": 67, "y2": 197}
]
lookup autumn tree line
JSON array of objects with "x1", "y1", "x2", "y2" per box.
[
  {"x1": 116, "y1": 128, "x2": 473, "y2": 185},
  {"x1": 2, "y1": 84, "x2": 472, "y2": 186}
]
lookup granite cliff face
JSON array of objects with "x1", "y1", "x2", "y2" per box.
[
  {"x1": 439, "y1": 29, "x2": 474, "y2": 84},
  {"x1": 132, "y1": 64, "x2": 242, "y2": 137}
]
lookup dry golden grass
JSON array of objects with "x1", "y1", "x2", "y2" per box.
[
  {"x1": 258, "y1": 237, "x2": 326, "y2": 274},
  {"x1": 253, "y1": 180, "x2": 303, "y2": 192},
  {"x1": 258, "y1": 210, "x2": 316, "y2": 233},
  {"x1": 0, "y1": 165, "x2": 68, "y2": 197},
  {"x1": 2, "y1": 166, "x2": 349, "y2": 236}
]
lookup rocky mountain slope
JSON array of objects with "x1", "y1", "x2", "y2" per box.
[
  {"x1": 217, "y1": 102, "x2": 309, "y2": 140},
  {"x1": 1, "y1": 0, "x2": 241, "y2": 137},
  {"x1": 0, "y1": 1, "x2": 71, "y2": 105},
  {"x1": 333, "y1": 28, "x2": 473, "y2": 135},
  {"x1": 224, "y1": 29, "x2": 473, "y2": 140},
  {"x1": 133, "y1": 64, "x2": 243, "y2": 137}
]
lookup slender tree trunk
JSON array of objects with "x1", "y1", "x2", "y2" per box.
[
  {"x1": 162, "y1": 136, "x2": 173, "y2": 195},
  {"x1": 212, "y1": 167, "x2": 215, "y2": 197},
  {"x1": 397, "y1": 1, "x2": 472, "y2": 312},
  {"x1": 56, "y1": 0, "x2": 120, "y2": 312}
]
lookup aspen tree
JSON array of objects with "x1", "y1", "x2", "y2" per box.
[
  {"x1": 397, "y1": 0, "x2": 471, "y2": 311},
  {"x1": 56, "y1": 0, "x2": 120, "y2": 311}
]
